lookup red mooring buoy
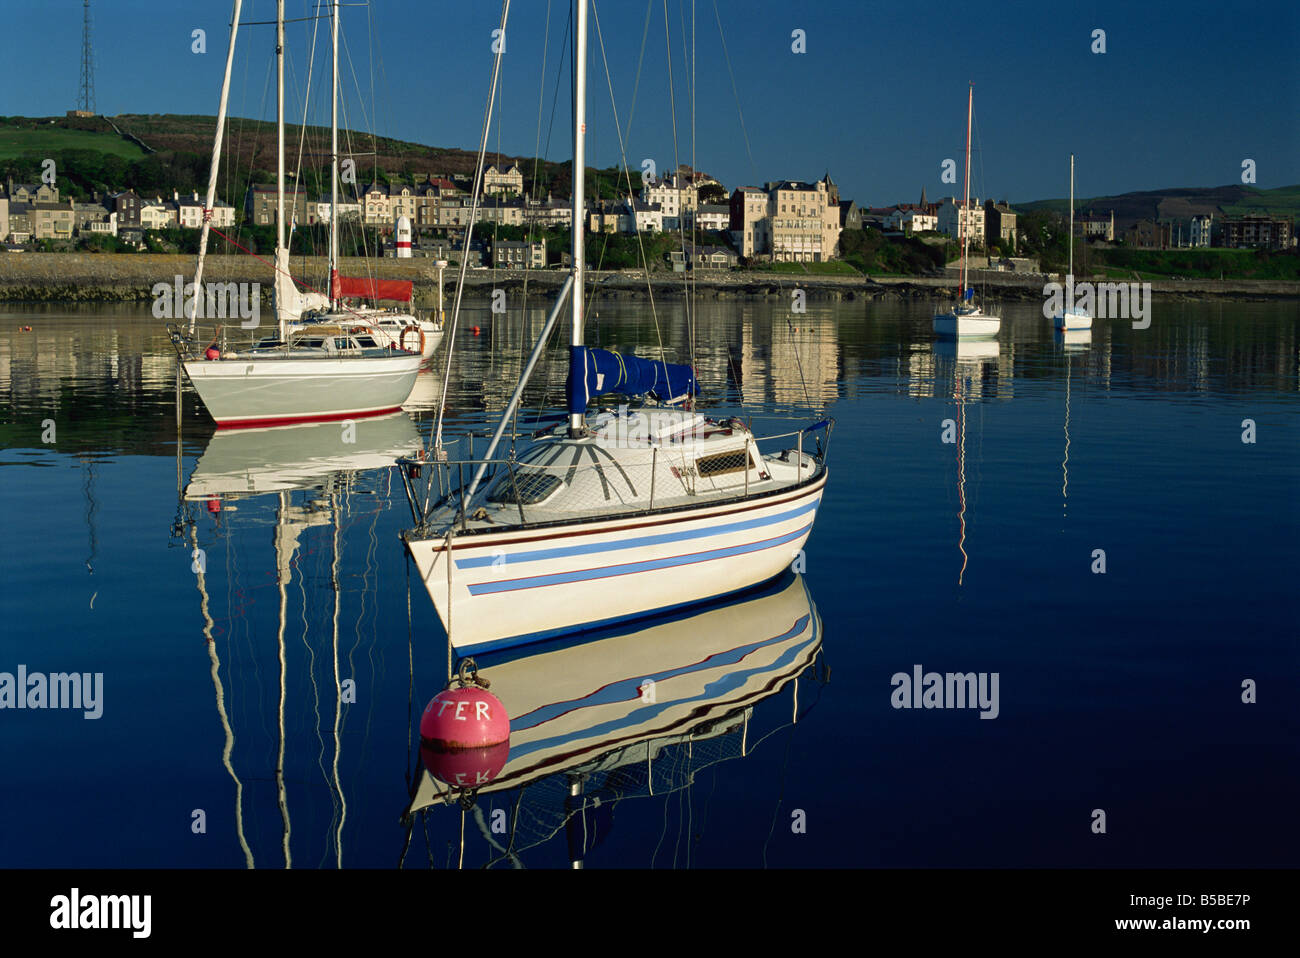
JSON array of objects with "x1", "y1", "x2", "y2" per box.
[
  {"x1": 471, "y1": 326, "x2": 481, "y2": 336},
  {"x1": 420, "y1": 660, "x2": 509, "y2": 789}
]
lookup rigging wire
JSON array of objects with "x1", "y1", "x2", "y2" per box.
[{"x1": 433, "y1": 0, "x2": 514, "y2": 455}]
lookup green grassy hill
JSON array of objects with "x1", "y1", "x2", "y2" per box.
[
  {"x1": 0, "y1": 113, "x2": 639, "y2": 204},
  {"x1": 1016, "y1": 184, "x2": 1300, "y2": 228},
  {"x1": 0, "y1": 121, "x2": 147, "y2": 163}
]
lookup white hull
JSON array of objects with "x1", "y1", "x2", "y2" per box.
[
  {"x1": 406, "y1": 473, "x2": 826, "y2": 654},
  {"x1": 933, "y1": 312, "x2": 1001, "y2": 339},
  {"x1": 183, "y1": 352, "x2": 423, "y2": 428},
  {"x1": 1053, "y1": 308, "x2": 1093, "y2": 331}
]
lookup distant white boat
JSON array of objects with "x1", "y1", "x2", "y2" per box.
[
  {"x1": 1054, "y1": 153, "x2": 1093, "y2": 331},
  {"x1": 934, "y1": 305, "x2": 1000, "y2": 340},
  {"x1": 934, "y1": 84, "x2": 1000, "y2": 341},
  {"x1": 172, "y1": 0, "x2": 422, "y2": 429}
]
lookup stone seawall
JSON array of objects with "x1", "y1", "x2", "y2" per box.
[{"x1": 0, "y1": 253, "x2": 1295, "y2": 304}]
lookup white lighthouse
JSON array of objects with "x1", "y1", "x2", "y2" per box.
[{"x1": 395, "y1": 216, "x2": 412, "y2": 258}]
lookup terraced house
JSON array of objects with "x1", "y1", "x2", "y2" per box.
[{"x1": 33, "y1": 200, "x2": 76, "y2": 240}]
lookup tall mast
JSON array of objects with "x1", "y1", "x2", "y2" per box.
[
  {"x1": 276, "y1": 0, "x2": 285, "y2": 340},
  {"x1": 1068, "y1": 153, "x2": 1074, "y2": 281},
  {"x1": 960, "y1": 83, "x2": 972, "y2": 298},
  {"x1": 330, "y1": 0, "x2": 340, "y2": 310},
  {"x1": 569, "y1": 0, "x2": 588, "y2": 437},
  {"x1": 191, "y1": 0, "x2": 243, "y2": 335}
]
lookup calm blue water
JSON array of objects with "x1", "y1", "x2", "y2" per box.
[{"x1": 0, "y1": 298, "x2": 1295, "y2": 868}]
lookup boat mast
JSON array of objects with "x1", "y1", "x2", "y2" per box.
[
  {"x1": 1068, "y1": 152, "x2": 1074, "y2": 285},
  {"x1": 276, "y1": 0, "x2": 286, "y2": 339},
  {"x1": 960, "y1": 83, "x2": 972, "y2": 300},
  {"x1": 330, "y1": 0, "x2": 339, "y2": 311},
  {"x1": 190, "y1": 0, "x2": 243, "y2": 336},
  {"x1": 569, "y1": 0, "x2": 588, "y2": 438}
]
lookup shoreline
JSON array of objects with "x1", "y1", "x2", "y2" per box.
[{"x1": 0, "y1": 253, "x2": 1296, "y2": 304}]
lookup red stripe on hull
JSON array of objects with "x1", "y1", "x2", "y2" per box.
[{"x1": 213, "y1": 406, "x2": 403, "y2": 430}]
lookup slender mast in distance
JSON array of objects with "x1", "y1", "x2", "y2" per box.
[
  {"x1": 276, "y1": 0, "x2": 285, "y2": 339},
  {"x1": 960, "y1": 83, "x2": 972, "y2": 300},
  {"x1": 330, "y1": 0, "x2": 339, "y2": 310},
  {"x1": 1068, "y1": 152, "x2": 1074, "y2": 282},
  {"x1": 569, "y1": 0, "x2": 588, "y2": 438}
]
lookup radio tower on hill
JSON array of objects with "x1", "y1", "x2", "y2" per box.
[{"x1": 77, "y1": 0, "x2": 96, "y2": 114}]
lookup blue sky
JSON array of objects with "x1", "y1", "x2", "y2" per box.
[{"x1": 3, "y1": 0, "x2": 1297, "y2": 205}]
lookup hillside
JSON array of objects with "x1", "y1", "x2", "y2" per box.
[
  {"x1": 1015, "y1": 184, "x2": 1300, "y2": 228},
  {"x1": 0, "y1": 113, "x2": 630, "y2": 201}
]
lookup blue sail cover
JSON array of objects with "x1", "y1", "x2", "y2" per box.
[{"x1": 566, "y1": 346, "x2": 697, "y2": 415}]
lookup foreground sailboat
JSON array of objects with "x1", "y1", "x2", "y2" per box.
[
  {"x1": 169, "y1": 0, "x2": 422, "y2": 428},
  {"x1": 1053, "y1": 154, "x2": 1093, "y2": 330},
  {"x1": 399, "y1": 0, "x2": 831, "y2": 654},
  {"x1": 933, "y1": 84, "x2": 1000, "y2": 340}
]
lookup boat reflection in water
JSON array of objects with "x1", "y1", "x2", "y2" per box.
[
  {"x1": 185, "y1": 413, "x2": 423, "y2": 500},
  {"x1": 176, "y1": 413, "x2": 421, "y2": 867},
  {"x1": 402, "y1": 572, "x2": 826, "y2": 868}
]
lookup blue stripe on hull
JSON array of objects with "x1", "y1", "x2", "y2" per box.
[
  {"x1": 453, "y1": 496, "x2": 821, "y2": 570},
  {"x1": 511, "y1": 614, "x2": 812, "y2": 732},
  {"x1": 466, "y1": 521, "x2": 813, "y2": 596},
  {"x1": 452, "y1": 572, "x2": 809, "y2": 656}
]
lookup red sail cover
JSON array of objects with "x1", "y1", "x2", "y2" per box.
[{"x1": 330, "y1": 270, "x2": 412, "y2": 302}]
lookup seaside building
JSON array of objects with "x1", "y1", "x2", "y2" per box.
[
  {"x1": 1189, "y1": 214, "x2": 1213, "y2": 248},
  {"x1": 1124, "y1": 218, "x2": 1173, "y2": 249},
  {"x1": 246, "y1": 185, "x2": 310, "y2": 227},
  {"x1": 1221, "y1": 214, "x2": 1292, "y2": 250},
  {"x1": 984, "y1": 200, "x2": 1017, "y2": 251},
  {"x1": 491, "y1": 239, "x2": 546, "y2": 269},
  {"x1": 482, "y1": 164, "x2": 524, "y2": 196},
  {"x1": 937, "y1": 196, "x2": 986, "y2": 247},
  {"x1": 1075, "y1": 210, "x2": 1115, "y2": 242}
]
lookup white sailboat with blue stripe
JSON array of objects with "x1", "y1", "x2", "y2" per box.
[{"x1": 399, "y1": 0, "x2": 831, "y2": 655}]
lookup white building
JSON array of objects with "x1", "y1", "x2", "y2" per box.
[
  {"x1": 886, "y1": 207, "x2": 938, "y2": 234},
  {"x1": 483, "y1": 164, "x2": 524, "y2": 195},
  {"x1": 1190, "y1": 214, "x2": 1213, "y2": 248},
  {"x1": 937, "y1": 196, "x2": 985, "y2": 246},
  {"x1": 643, "y1": 170, "x2": 698, "y2": 231},
  {"x1": 696, "y1": 204, "x2": 730, "y2": 232}
]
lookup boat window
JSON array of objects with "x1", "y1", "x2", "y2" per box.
[
  {"x1": 297, "y1": 338, "x2": 325, "y2": 348},
  {"x1": 695, "y1": 448, "x2": 752, "y2": 478},
  {"x1": 333, "y1": 337, "x2": 355, "y2": 350},
  {"x1": 487, "y1": 471, "x2": 562, "y2": 505}
]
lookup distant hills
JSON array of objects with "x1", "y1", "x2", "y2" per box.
[
  {"x1": 1015, "y1": 184, "x2": 1300, "y2": 229},
  {"x1": 0, "y1": 113, "x2": 583, "y2": 198},
  {"x1": 3, "y1": 114, "x2": 1297, "y2": 230}
]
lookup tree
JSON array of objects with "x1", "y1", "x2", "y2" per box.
[{"x1": 697, "y1": 182, "x2": 728, "y2": 205}]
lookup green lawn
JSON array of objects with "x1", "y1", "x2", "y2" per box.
[
  {"x1": 750, "y1": 260, "x2": 860, "y2": 275},
  {"x1": 0, "y1": 127, "x2": 146, "y2": 162}
]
